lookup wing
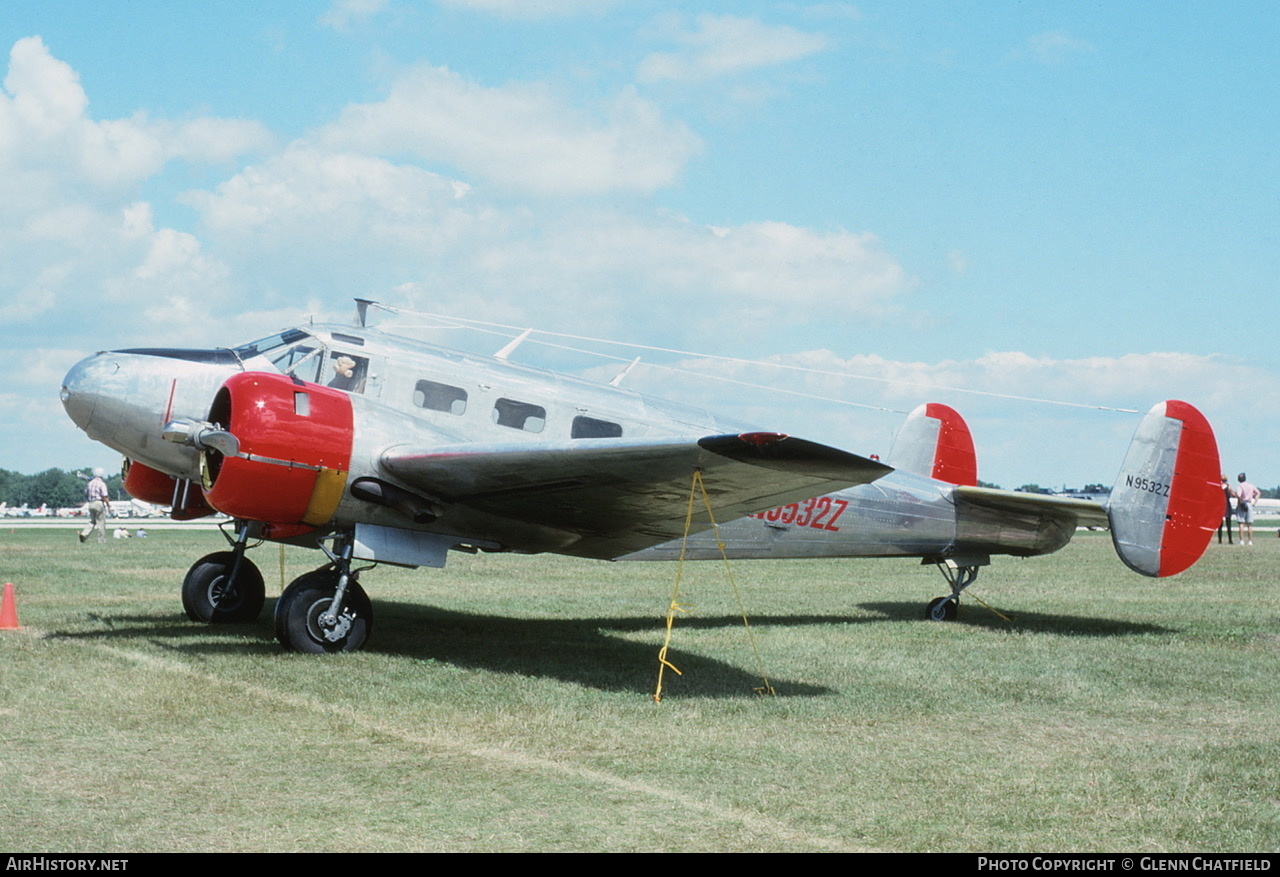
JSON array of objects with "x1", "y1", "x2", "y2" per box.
[{"x1": 380, "y1": 432, "x2": 891, "y2": 559}]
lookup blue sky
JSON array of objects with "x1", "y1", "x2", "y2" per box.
[{"x1": 2, "y1": 1, "x2": 1276, "y2": 489}]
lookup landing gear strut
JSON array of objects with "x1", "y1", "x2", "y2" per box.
[
  {"x1": 274, "y1": 534, "x2": 373, "y2": 653},
  {"x1": 181, "y1": 520, "x2": 265, "y2": 623},
  {"x1": 924, "y1": 557, "x2": 987, "y2": 621}
]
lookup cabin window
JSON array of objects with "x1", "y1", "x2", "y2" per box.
[
  {"x1": 414, "y1": 379, "x2": 468, "y2": 415},
  {"x1": 572, "y1": 416, "x2": 623, "y2": 439},
  {"x1": 493, "y1": 398, "x2": 546, "y2": 433}
]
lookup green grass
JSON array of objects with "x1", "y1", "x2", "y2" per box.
[{"x1": 1, "y1": 528, "x2": 1276, "y2": 851}]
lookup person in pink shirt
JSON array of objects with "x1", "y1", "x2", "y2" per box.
[{"x1": 1234, "y1": 472, "x2": 1261, "y2": 546}]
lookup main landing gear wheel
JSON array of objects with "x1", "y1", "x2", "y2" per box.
[
  {"x1": 182, "y1": 551, "x2": 266, "y2": 623},
  {"x1": 274, "y1": 569, "x2": 373, "y2": 654},
  {"x1": 925, "y1": 596, "x2": 958, "y2": 622}
]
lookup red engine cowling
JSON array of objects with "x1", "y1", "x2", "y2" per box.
[
  {"x1": 122, "y1": 458, "x2": 217, "y2": 520},
  {"x1": 122, "y1": 459, "x2": 175, "y2": 505},
  {"x1": 201, "y1": 372, "x2": 354, "y2": 527}
]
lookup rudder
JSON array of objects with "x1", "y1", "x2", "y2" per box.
[
  {"x1": 887, "y1": 402, "x2": 979, "y2": 486},
  {"x1": 1107, "y1": 400, "x2": 1220, "y2": 577}
]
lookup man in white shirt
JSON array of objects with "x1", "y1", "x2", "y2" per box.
[{"x1": 78, "y1": 469, "x2": 110, "y2": 544}]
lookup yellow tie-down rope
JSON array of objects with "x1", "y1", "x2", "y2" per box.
[{"x1": 654, "y1": 468, "x2": 776, "y2": 702}]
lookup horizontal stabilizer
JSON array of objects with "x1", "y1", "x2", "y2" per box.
[
  {"x1": 954, "y1": 486, "x2": 1109, "y2": 528},
  {"x1": 1107, "y1": 400, "x2": 1220, "y2": 577}
]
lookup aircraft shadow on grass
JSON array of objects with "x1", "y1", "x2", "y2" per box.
[
  {"x1": 52, "y1": 597, "x2": 1171, "y2": 695},
  {"x1": 856, "y1": 601, "x2": 1175, "y2": 636},
  {"x1": 55, "y1": 603, "x2": 843, "y2": 697}
]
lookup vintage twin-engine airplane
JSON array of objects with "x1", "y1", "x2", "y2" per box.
[{"x1": 60, "y1": 302, "x2": 1222, "y2": 654}]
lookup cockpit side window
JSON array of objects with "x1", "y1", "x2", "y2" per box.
[
  {"x1": 268, "y1": 345, "x2": 321, "y2": 383},
  {"x1": 327, "y1": 352, "x2": 369, "y2": 394}
]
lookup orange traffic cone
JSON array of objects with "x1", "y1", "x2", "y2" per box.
[{"x1": 0, "y1": 582, "x2": 21, "y2": 630}]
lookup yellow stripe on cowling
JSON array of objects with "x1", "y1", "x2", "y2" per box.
[{"x1": 302, "y1": 468, "x2": 348, "y2": 525}]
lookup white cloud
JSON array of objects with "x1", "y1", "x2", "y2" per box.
[
  {"x1": 183, "y1": 143, "x2": 910, "y2": 340},
  {"x1": 182, "y1": 142, "x2": 495, "y2": 259},
  {"x1": 320, "y1": 65, "x2": 700, "y2": 196},
  {"x1": 319, "y1": 0, "x2": 388, "y2": 32},
  {"x1": 520, "y1": 215, "x2": 909, "y2": 319},
  {"x1": 0, "y1": 38, "x2": 275, "y2": 352},
  {"x1": 0, "y1": 37, "x2": 272, "y2": 201},
  {"x1": 638, "y1": 14, "x2": 829, "y2": 83}
]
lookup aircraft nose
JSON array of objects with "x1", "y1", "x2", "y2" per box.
[
  {"x1": 60, "y1": 351, "x2": 114, "y2": 431},
  {"x1": 61, "y1": 348, "x2": 242, "y2": 481}
]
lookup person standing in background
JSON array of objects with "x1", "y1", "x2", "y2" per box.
[
  {"x1": 1235, "y1": 472, "x2": 1260, "y2": 546},
  {"x1": 1218, "y1": 474, "x2": 1234, "y2": 545}
]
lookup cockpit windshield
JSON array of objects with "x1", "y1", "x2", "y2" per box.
[
  {"x1": 233, "y1": 329, "x2": 323, "y2": 382},
  {"x1": 233, "y1": 328, "x2": 314, "y2": 360}
]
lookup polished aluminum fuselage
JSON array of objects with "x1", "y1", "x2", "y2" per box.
[{"x1": 61, "y1": 324, "x2": 1072, "y2": 564}]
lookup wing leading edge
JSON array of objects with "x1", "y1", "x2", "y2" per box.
[{"x1": 380, "y1": 433, "x2": 891, "y2": 559}]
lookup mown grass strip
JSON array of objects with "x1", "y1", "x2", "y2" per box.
[{"x1": 1, "y1": 528, "x2": 1276, "y2": 851}]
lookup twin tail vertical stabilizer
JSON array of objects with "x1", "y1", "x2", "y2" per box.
[
  {"x1": 1107, "y1": 400, "x2": 1221, "y2": 577},
  {"x1": 888, "y1": 402, "x2": 979, "y2": 487}
]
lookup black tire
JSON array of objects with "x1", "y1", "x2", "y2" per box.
[
  {"x1": 181, "y1": 552, "x2": 265, "y2": 623},
  {"x1": 274, "y1": 569, "x2": 372, "y2": 654},
  {"x1": 924, "y1": 596, "x2": 957, "y2": 622}
]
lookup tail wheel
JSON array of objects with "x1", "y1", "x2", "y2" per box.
[
  {"x1": 924, "y1": 596, "x2": 957, "y2": 622},
  {"x1": 274, "y1": 569, "x2": 372, "y2": 654},
  {"x1": 182, "y1": 551, "x2": 265, "y2": 623}
]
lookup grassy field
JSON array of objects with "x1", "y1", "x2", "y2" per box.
[{"x1": 1, "y1": 527, "x2": 1276, "y2": 852}]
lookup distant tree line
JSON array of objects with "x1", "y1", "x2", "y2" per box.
[
  {"x1": 0, "y1": 468, "x2": 125, "y2": 509},
  {"x1": 1, "y1": 465, "x2": 1274, "y2": 508}
]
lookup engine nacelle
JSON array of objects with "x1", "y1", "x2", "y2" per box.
[
  {"x1": 122, "y1": 458, "x2": 217, "y2": 520},
  {"x1": 122, "y1": 459, "x2": 176, "y2": 506},
  {"x1": 201, "y1": 372, "x2": 354, "y2": 526}
]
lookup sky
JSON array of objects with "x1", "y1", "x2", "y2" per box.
[{"x1": 2, "y1": 0, "x2": 1276, "y2": 490}]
